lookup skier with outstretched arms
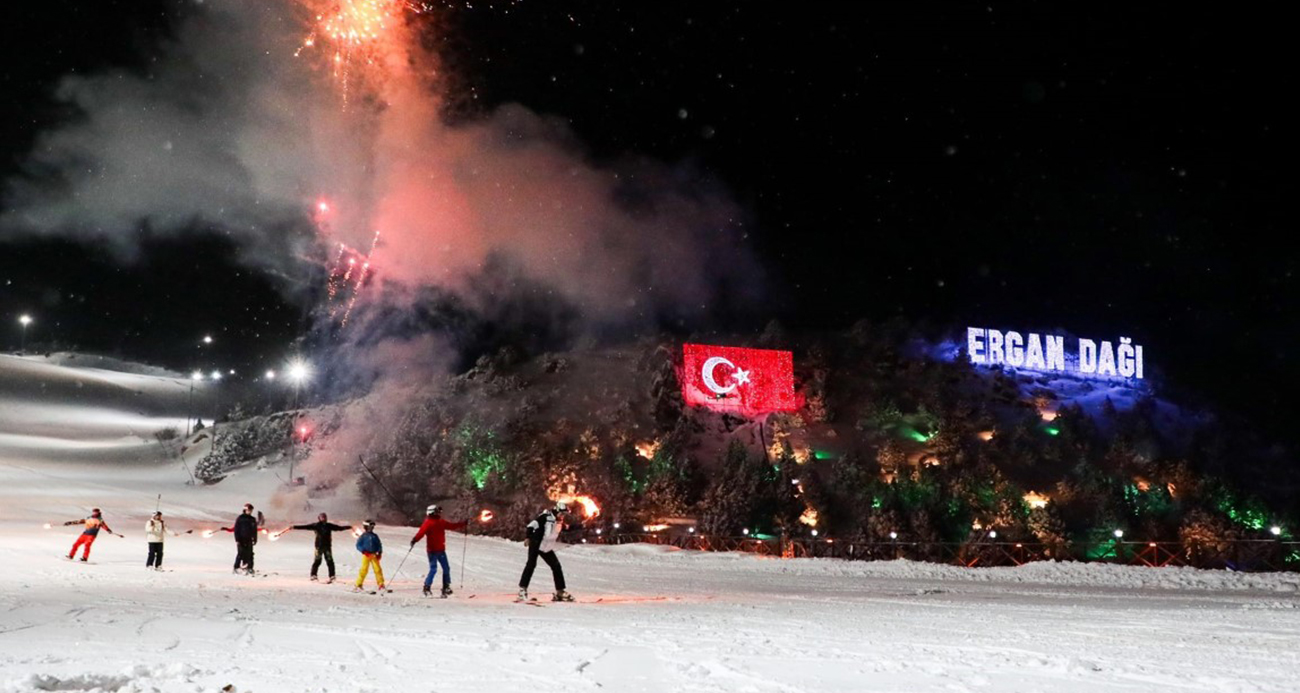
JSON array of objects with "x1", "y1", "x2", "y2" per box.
[
  {"x1": 409, "y1": 504, "x2": 468, "y2": 597},
  {"x1": 145, "y1": 511, "x2": 187, "y2": 570},
  {"x1": 517, "y1": 501, "x2": 574, "y2": 602},
  {"x1": 281, "y1": 512, "x2": 351, "y2": 583},
  {"x1": 64, "y1": 507, "x2": 120, "y2": 561}
]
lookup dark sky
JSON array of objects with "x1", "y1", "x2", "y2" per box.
[{"x1": 0, "y1": 2, "x2": 1295, "y2": 443}]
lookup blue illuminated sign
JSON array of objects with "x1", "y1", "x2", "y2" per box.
[{"x1": 967, "y1": 328, "x2": 1144, "y2": 379}]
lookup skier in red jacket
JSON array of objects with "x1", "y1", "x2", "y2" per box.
[
  {"x1": 63, "y1": 508, "x2": 120, "y2": 561},
  {"x1": 409, "y1": 504, "x2": 468, "y2": 597}
]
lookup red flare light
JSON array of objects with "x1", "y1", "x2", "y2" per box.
[{"x1": 479, "y1": 509, "x2": 495, "y2": 523}]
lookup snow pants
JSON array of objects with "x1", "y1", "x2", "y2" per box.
[
  {"x1": 311, "y1": 548, "x2": 336, "y2": 579},
  {"x1": 519, "y1": 547, "x2": 565, "y2": 591},
  {"x1": 146, "y1": 541, "x2": 164, "y2": 568},
  {"x1": 68, "y1": 533, "x2": 97, "y2": 560},
  {"x1": 423, "y1": 551, "x2": 451, "y2": 590},
  {"x1": 356, "y1": 553, "x2": 385, "y2": 588},
  {"x1": 234, "y1": 540, "x2": 255, "y2": 572}
]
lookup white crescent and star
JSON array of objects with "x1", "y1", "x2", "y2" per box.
[{"x1": 701, "y1": 356, "x2": 751, "y2": 395}]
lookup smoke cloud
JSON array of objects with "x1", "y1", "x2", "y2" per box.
[{"x1": 1, "y1": 0, "x2": 761, "y2": 326}]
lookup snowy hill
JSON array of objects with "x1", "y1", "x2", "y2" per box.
[{"x1": 2, "y1": 353, "x2": 1299, "y2": 692}]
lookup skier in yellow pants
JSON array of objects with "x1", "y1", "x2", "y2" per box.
[{"x1": 353, "y1": 520, "x2": 388, "y2": 593}]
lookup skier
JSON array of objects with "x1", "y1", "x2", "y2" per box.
[
  {"x1": 517, "y1": 500, "x2": 573, "y2": 602},
  {"x1": 144, "y1": 511, "x2": 187, "y2": 570},
  {"x1": 221, "y1": 503, "x2": 260, "y2": 574},
  {"x1": 409, "y1": 504, "x2": 468, "y2": 597},
  {"x1": 283, "y1": 512, "x2": 352, "y2": 582},
  {"x1": 353, "y1": 519, "x2": 387, "y2": 593},
  {"x1": 63, "y1": 508, "x2": 120, "y2": 561}
]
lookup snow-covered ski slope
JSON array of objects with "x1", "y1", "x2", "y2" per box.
[{"x1": 2, "y1": 354, "x2": 1299, "y2": 693}]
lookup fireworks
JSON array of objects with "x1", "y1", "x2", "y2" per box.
[{"x1": 296, "y1": 0, "x2": 423, "y2": 104}]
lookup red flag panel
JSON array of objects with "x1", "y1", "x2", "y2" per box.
[{"x1": 680, "y1": 344, "x2": 802, "y2": 416}]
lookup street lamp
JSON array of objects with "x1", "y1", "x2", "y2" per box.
[
  {"x1": 18, "y1": 315, "x2": 32, "y2": 353},
  {"x1": 186, "y1": 371, "x2": 204, "y2": 436},
  {"x1": 286, "y1": 358, "x2": 311, "y2": 485}
]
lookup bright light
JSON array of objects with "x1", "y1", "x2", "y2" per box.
[
  {"x1": 1270, "y1": 526, "x2": 1283, "y2": 536},
  {"x1": 613, "y1": 522, "x2": 620, "y2": 530},
  {"x1": 19, "y1": 315, "x2": 32, "y2": 326},
  {"x1": 595, "y1": 528, "x2": 603, "y2": 535},
  {"x1": 988, "y1": 530, "x2": 998, "y2": 539},
  {"x1": 811, "y1": 529, "x2": 819, "y2": 537},
  {"x1": 479, "y1": 509, "x2": 495, "y2": 523},
  {"x1": 742, "y1": 528, "x2": 750, "y2": 536},
  {"x1": 688, "y1": 527, "x2": 696, "y2": 534},
  {"x1": 265, "y1": 370, "x2": 276, "y2": 380},
  {"x1": 1023, "y1": 491, "x2": 1050, "y2": 509},
  {"x1": 202, "y1": 335, "x2": 213, "y2": 345},
  {"x1": 1113, "y1": 529, "x2": 1125, "y2": 539},
  {"x1": 191, "y1": 371, "x2": 203, "y2": 381},
  {"x1": 555, "y1": 494, "x2": 601, "y2": 518},
  {"x1": 287, "y1": 359, "x2": 311, "y2": 383},
  {"x1": 889, "y1": 531, "x2": 898, "y2": 540},
  {"x1": 211, "y1": 370, "x2": 222, "y2": 381}
]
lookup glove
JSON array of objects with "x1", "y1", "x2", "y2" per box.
[{"x1": 410, "y1": 539, "x2": 417, "y2": 547}]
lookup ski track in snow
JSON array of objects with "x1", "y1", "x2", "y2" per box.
[{"x1": 2, "y1": 354, "x2": 1300, "y2": 692}]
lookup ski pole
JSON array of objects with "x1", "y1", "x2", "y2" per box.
[
  {"x1": 389, "y1": 544, "x2": 414, "y2": 586},
  {"x1": 459, "y1": 529, "x2": 469, "y2": 591}
]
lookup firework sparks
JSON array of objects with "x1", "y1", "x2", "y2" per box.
[
  {"x1": 340, "y1": 229, "x2": 380, "y2": 326},
  {"x1": 296, "y1": 0, "x2": 422, "y2": 104}
]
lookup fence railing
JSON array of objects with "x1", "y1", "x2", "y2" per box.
[{"x1": 583, "y1": 533, "x2": 1300, "y2": 572}]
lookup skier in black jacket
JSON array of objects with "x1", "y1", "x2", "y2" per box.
[
  {"x1": 282, "y1": 512, "x2": 352, "y2": 582},
  {"x1": 221, "y1": 503, "x2": 260, "y2": 574},
  {"x1": 517, "y1": 501, "x2": 574, "y2": 602}
]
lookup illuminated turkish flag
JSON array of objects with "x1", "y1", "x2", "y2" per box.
[{"x1": 681, "y1": 344, "x2": 802, "y2": 416}]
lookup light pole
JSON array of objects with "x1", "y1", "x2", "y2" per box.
[
  {"x1": 186, "y1": 371, "x2": 203, "y2": 436},
  {"x1": 286, "y1": 359, "x2": 311, "y2": 485},
  {"x1": 18, "y1": 315, "x2": 32, "y2": 353}
]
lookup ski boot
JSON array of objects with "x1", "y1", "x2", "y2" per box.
[
  {"x1": 79, "y1": 557, "x2": 88, "y2": 562},
  {"x1": 441, "y1": 585, "x2": 453, "y2": 598},
  {"x1": 352, "y1": 585, "x2": 365, "y2": 593},
  {"x1": 422, "y1": 586, "x2": 432, "y2": 597},
  {"x1": 553, "y1": 590, "x2": 574, "y2": 602},
  {"x1": 515, "y1": 588, "x2": 529, "y2": 603},
  {"x1": 310, "y1": 575, "x2": 319, "y2": 582},
  {"x1": 327, "y1": 576, "x2": 336, "y2": 584}
]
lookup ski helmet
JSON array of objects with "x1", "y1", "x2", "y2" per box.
[
  {"x1": 426, "y1": 504, "x2": 439, "y2": 515},
  {"x1": 363, "y1": 519, "x2": 376, "y2": 530},
  {"x1": 554, "y1": 500, "x2": 569, "y2": 514}
]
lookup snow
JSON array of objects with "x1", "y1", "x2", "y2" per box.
[{"x1": 3, "y1": 355, "x2": 1300, "y2": 692}]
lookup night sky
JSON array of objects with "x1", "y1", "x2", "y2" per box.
[{"x1": 1, "y1": 3, "x2": 1295, "y2": 445}]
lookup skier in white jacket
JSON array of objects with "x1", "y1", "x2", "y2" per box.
[
  {"x1": 144, "y1": 511, "x2": 186, "y2": 570},
  {"x1": 517, "y1": 501, "x2": 573, "y2": 602}
]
